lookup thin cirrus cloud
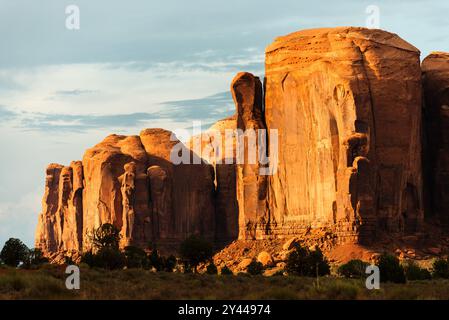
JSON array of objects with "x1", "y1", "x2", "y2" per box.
[{"x1": 0, "y1": 91, "x2": 235, "y2": 133}]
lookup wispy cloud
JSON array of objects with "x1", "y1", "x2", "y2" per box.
[{"x1": 0, "y1": 91, "x2": 235, "y2": 133}]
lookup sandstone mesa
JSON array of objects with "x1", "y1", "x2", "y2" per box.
[{"x1": 35, "y1": 27, "x2": 449, "y2": 264}]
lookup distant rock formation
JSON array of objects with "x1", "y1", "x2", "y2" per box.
[{"x1": 35, "y1": 27, "x2": 449, "y2": 258}]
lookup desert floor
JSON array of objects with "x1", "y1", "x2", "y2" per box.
[{"x1": 1, "y1": 265, "x2": 449, "y2": 300}]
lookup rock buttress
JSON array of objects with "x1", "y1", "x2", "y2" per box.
[
  {"x1": 231, "y1": 72, "x2": 269, "y2": 240},
  {"x1": 187, "y1": 116, "x2": 239, "y2": 244},
  {"x1": 140, "y1": 128, "x2": 216, "y2": 245},
  {"x1": 422, "y1": 52, "x2": 449, "y2": 225},
  {"x1": 263, "y1": 27, "x2": 423, "y2": 243},
  {"x1": 35, "y1": 161, "x2": 84, "y2": 256}
]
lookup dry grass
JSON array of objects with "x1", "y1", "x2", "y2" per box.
[{"x1": 1, "y1": 265, "x2": 449, "y2": 300}]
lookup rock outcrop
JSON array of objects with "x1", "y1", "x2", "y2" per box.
[
  {"x1": 36, "y1": 26, "x2": 449, "y2": 259},
  {"x1": 36, "y1": 129, "x2": 218, "y2": 255},
  {"x1": 422, "y1": 52, "x2": 449, "y2": 225},
  {"x1": 231, "y1": 72, "x2": 269, "y2": 240},
  {"x1": 35, "y1": 162, "x2": 84, "y2": 255},
  {"x1": 260, "y1": 27, "x2": 424, "y2": 243},
  {"x1": 187, "y1": 116, "x2": 239, "y2": 243}
]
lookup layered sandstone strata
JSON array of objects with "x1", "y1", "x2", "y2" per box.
[
  {"x1": 422, "y1": 52, "x2": 449, "y2": 225},
  {"x1": 260, "y1": 27, "x2": 423, "y2": 242}
]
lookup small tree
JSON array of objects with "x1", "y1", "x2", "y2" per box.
[
  {"x1": 124, "y1": 246, "x2": 148, "y2": 269},
  {"x1": 220, "y1": 265, "x2": 233, "y2": 275},
  {"x1": 22, "y1": 248, "x2": 49, "y2": 269},
  {"x1": 432, "y1": 258, "x2": 449, "y2": 279},
  {"x1": 0, "y1": 238, "x2": 29, "y2": 267},
  {"x1": 247, "y1": 259, "x2": 264, "y2": 275},
  {"x1": 94, "y1": 247, "x2": 126, "y2": 270},
  {"x1": 286, "y1": 244, "x2": 330, "y2": 277},
  {"x1": 206, "y1": 262, "x2": 218, "y2": 275},
  {"x1": 179, "y1": 235, "x2": 213, "y2": 272},
  {"x1": 81, "y1": 250, "x2": 96, "y2": 267},
  {"x1": 404, "y1": 261, "x2": 431, "y2": 281},
  {"x1": 83, "y1": 224, "x2": 125, "y2": 270},
  {"x1": 149, "y1": 249, "x2": 164, "y2": 271},
  {"x1": 163, "y1": 255, "x2": 177, "y2": 272},
  {"x1": 338, "y1": 259, "x2": 369, "y2": 278},
  {"x1": 378, "y1": 253, "x2": 406, "y2": 283},
  {"x1": 91, "y1": 223, "x2": 121, "y2": 250}
]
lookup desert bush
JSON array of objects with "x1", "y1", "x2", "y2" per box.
[
  {"x1": 149, "y1": 250, "x2": 164, "y2": 271},
  {"x1": 286, "y1": 244, "x2": 330, "y2": 277},
  {"x1": 0, "y1": 238, "x2": 29, "y2": 267},
  {"x1": 95, "y1": 247, "x2": 126, "y2": 270},
  {"x1": 206, "y1": 262, "x2": 218, "y2": 275},
  {"x1": 124, "y1": 246, "x2": 149, "y2": 269},
  {"x1": 220, "y1": 265, "x2": 233, "y2": 275},
  {"x1": 81, "y1": 250, "x2": 96, "y2": 267},
  {"x1": 247, "y1": 259, "x2": 264, "y2": 275},
  {"x1": 378, "y1": 253, "x2": 406, "y2": 283},
  {"x1": 163, "y1": 255, "x2": 177, "y2": 272},
  {"x1": 404, "y1": 261, "x2": 431, "y2": 280},
  {"x1": 432, "y1": 258, "x2": 449, "y2": 279},
  {"x1": 179, "y1": 235, "x2": 213, "y2": 272},
  {"x1": 22, "y1": 248, "x2": 49, "y2": 269},
  {"x1": 90, "y1": 223, "x2": 121, "y2": 250},
  {"x1": 338, "y1": 259, "x2": 369, "y2": 278}
]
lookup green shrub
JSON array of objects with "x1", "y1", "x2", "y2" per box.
[
  {"x1": 206, "y1": 262, "x2": 218, "y2": 275},
  {"x1": 286, "y1": 244, "x2": 330, "y2": 277},
  {"x1": 92, "y1": 247, "x2": 126, "y2": 270},
  {"x1": 90, "y1": 223, "x2": 121, "y2": 250},
  {"x1": 149, "y1": 250, "x2": 164, "y2": 271},
  {"x1": 432, "y1": 258, "x2": 449, "y2": 279},
  {"x1": 163, "y1": 255, "x2": 177, "y2": 272},
  {"x1": 378, "y1": 253, "x2": 406, "y2": 283},
  {"x1": 81, "y1": 251, "x2": 96, "y2": 267},
  {"x1": 404, "y1": 261, "x2": 431, "y2": 280},
  {"x1": 124, "y1": 246, "x2": 148, "y2": 269},
  {"x1": 220, "y1": 265, "x2": 233, "y2": 275},
  {"x1": 22, "y1": 248, "x2": 49, "y2": 269},
  {"x1": 0, "y1": 238, "x2": 29, "y2": 267},
  {"x1": 247, "y1": 259, "x2": 264, "y2": 275},
  {"x1": 338, "y1": 259, "x2": 369, "y2": 278},
  {"x1": 179, "y1": 235, "x2": 213, "y2": 272},
  {"x1": 63, "y1": 255, "x2": 75, "y2": 265}
]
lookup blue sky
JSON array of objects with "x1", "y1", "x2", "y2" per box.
[{"x1": 1, "y1": 0, "x2": 448, "y2": 248}]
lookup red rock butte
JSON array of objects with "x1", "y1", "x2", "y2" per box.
[{"x1": 35, "y1": 27, "x2": 449, "y2": 259}]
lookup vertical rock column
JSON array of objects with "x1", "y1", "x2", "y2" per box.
[
  {"x1": 422, "y1": 52, "x2": 449, "y2": 225},
  {"x1": 35, "y1": 164, "x2": 64, "y2": 255},
  {"x1": 231, "y1": 72, "x2": 268, "y2": 240}
]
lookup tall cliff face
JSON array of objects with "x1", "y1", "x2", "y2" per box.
[
  {"x1": 422, "y1": 52, "x2": 449, "y2": 225},
  {"x1": 37, "y1": 27, "x2": 446, "y2": 257},
  {"x1": 234, "y1": 27, "x2": 424, "y2": 243}
]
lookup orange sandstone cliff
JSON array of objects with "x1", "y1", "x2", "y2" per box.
[{"x1": 35, "y1": 27, "x2": 449, "y2": 259}]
